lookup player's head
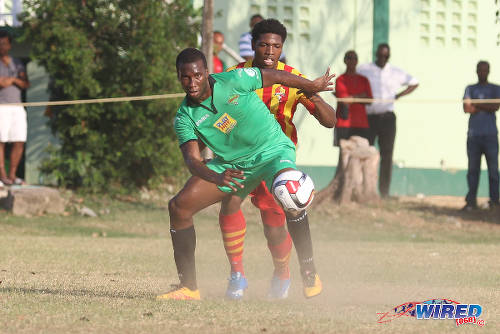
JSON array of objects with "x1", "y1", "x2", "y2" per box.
[
  {"x1": 0, "y1": 30, "x2": 12, "y2": 56},
  {"x1": 213, "y1": 31, "x2": 224, "y2": 55},
  {"x1": 344, "y1": 50, "x2": 358, "y2": 71},
  {"x1": 249, "y1": 14, "x2": 263, "y2": 29},
  {"x1": 476, "y1": 60, "x2": 489, "y2": 83},
  {"x1": 251, "y1": 19, "x2": 287, "y2": 69},
  {"x1": 176, "y1": 48, "x2": 210, "y2": 102},
  {"x1": 375, "y1": 43, "x2": 390, "y2": 67}
]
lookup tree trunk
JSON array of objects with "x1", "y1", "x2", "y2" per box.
[
  {"x1": 201, "y1": 0, "x2": 214, "y2": 73},
  {"x1": 314, "y1": 136, "x2": 380, "y2": 205},
  {"x1": 200, "y1": 0, "x2": 214, "y2": 159}
]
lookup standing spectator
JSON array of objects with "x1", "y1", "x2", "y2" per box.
[
  {"x1": 334, "y1": 50, "x2": 372, "y2": 146},
  {"x1": 357, "y1": 43, "x2": 418, "y2": 197},
  {"x1": 0, "y1": 30, "x2": 30, "y2": 187},
  {"x1": 333, "y1": 50, "x2": 372, "y2": 182},
  {"x1": 212, "y1": 31, "x2": 226, "y2": 73},
  {"x1": 462, "y1": 61, "x2": 500, "y2": 210},
  {"x1": 239, "y1": 14, "x2": 286, "y2": 63}
]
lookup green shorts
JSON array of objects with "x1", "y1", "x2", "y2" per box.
[{"x1": 207, "y1": 143, "x2": 296, "y2": 199}]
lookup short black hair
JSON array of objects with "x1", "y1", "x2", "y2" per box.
[
  {"x1": 250, "y1": 14, "x2": 264, "y2": 22},
  {"x1": 344, "y1": 50, "x2": 358, "y2": 60},
  {"x1": 477, "y1": 60, "x2": 489, "y2": 68},
  {"x1": 0, "y1": 30, "x2": 12, "y2": 43},
  {"x1": 251, "y1": 18, "x2": 287, "y2": 43},
  {"x1": 176, "y1": 48, "x2": 207, "y2": 72},
  {"x1": 377, "y1": 43, "x2": 390, "y2": 51}
]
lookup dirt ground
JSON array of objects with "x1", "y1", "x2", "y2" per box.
[{"x1": 0, "y1": 195, "x2": 498, "y2": 333}]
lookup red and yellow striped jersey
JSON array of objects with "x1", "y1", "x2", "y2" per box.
[{"x1": 227, "y1": 60, "x2": 316, "y2": 145}]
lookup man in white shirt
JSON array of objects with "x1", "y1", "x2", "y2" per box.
[{"x1": 357, "y1": 43, "x2": 418, "y2": 197}]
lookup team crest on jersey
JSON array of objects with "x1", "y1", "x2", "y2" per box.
[
  {"x1": 227, "y1": 94, "x2": 239, "y2": 105},
  {"x1": 274, "y1": 86, "x2": 286, "y2": 102},
  {"x1": 214, "y1": 113, "x2": 237, "y2": 134}
]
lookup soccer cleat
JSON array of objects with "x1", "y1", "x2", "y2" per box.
[
  {"x1": 225, "y1": 271, "x2": 248, "y2": 300},
  {"x1": 156, "y1": 284, "x2": 201, "y2": 300},
  {"x1": 268, "y1": 275, "x2": 291, "y2": 299},
  {"x1": 302, "y1": 271, "x2": 322, "y2": 298}
]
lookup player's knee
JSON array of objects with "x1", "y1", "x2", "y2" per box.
[
  {"x1": 261, "y1": 207, "x2": 285, "y2": 226},
  {"x1": 286, "y1": 209, "x2": 307, "y2": 222},
  {"x1": 263, "y1": 225, "x2": 287, "y2": 245},
  {"x1": 168, "y1": 196, "x2": 191, "y2": 221}
]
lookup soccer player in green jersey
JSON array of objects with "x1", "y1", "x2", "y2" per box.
[{"x1": 157, "y1": 48, "x2": 334, "y2": 300}]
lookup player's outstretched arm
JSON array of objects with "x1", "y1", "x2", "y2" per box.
[
  {"x1": 180, "y1": 140, "x2": 245, "y2": 191},
  {"x1": 261, "y1": 67, "x2": 335, "y2": 95},
  {"x1": 307, "y1": 94, "x2": 337, "y2": 128}
]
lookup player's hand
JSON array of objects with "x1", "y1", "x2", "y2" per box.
[
  {"x1": 216, "y1": 168, "x2": 245, "y2": 192},
  {"x1": 311, "y1": 68, "x2": 336, "y2": 93},
  {"x1": 299, "y1": 68, "x2": 336, "y2": 96}
]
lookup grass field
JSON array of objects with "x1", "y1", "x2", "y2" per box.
[{"x1": 0, "y1": 194, "x2": 499, "y2": 333}]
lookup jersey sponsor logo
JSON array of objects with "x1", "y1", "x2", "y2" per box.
[
  {"x1": 195, "y1": 113, "x2": 210, "y2": 126},
  {"x1": 274, "y1": 86, "x2": 286, "y2": 102},
  {"x1": 213, "y1": 113, "x2": 237, "y2": 134},
  {"x1": 227, "y1": 94, "x2": 239, "y2": 105}
]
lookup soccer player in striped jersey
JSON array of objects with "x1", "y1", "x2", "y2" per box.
[{"x1": 220, "y1": 19, "x2": 336, "y2": 300}]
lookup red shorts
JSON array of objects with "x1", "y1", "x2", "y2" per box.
[{"x1": 250, "y1": 181, "x2": 286, "y2": 227}]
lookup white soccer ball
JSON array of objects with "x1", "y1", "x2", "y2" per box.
[{"x1": 271, "y1": 170, "x2": 315, "y2": 213}]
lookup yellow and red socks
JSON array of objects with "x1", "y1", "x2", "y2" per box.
[
  {"x1": 219, "y1": 210, "x2": 246, "y2": 275},
  {"x1": 170, "y1": 225, "x2": 197, "y2": 291},
  {"x1": 268, "y1": 232, "x2": 292, "y2": 279}
]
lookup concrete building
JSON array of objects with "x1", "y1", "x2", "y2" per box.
[
  {"x1": 3, "y1": 0, "x2": 500, "y2": 196},
  {"x1": 213, "y1": 0, "x2": 500, "y2": 196}
]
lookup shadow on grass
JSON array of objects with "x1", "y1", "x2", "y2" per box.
[
  {"x1": 1, "y1": 286, "x2": 153, "y2": 300},
  {"x1": 404, "y1": 202, "x2": 500, "y2": 225}
]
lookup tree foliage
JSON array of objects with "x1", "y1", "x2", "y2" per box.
[{"x1": 20, "y1": 0, "x2": 200, "y2": 191}]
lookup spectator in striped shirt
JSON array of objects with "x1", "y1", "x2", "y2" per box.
[{"x1": 222, "y1": 18, "x2": 335, "y2": 300}]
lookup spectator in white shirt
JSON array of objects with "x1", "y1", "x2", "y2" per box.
[
  {"x1": 357, "y1": 43, "x2": 419, "y2": 198},
  {"x1": 239, "y1": 14, "x2": 286, "y2": 63}
]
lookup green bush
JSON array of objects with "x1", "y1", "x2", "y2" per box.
[{"x1": 20, "y1": 0, "x2": 200, "y2": 191}]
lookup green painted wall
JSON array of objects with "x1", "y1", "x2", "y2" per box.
[
  {"x1": 299, "y1": 165, "x2": 488, "y2": 198},
  {"x1": 25, "y1": 62, "x2": 56, "y2": 185},
  {"x1": 372, "y1": 0, "x2": 389, "y2": 60}
]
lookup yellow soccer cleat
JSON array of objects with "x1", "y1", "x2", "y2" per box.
[
  {"x1": 302, "y1": 272, "x2": 322, "y2": 299},
  {"x1": 156, "y1": 285, "x2": 201, "y2": 301}
]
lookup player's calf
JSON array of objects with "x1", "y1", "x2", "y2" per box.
[{"x1": 271, "y1": 170, "x2": 322, "y2": 298}]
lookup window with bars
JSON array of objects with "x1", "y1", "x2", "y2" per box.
[
  {"x1": 249, "y1": 0, "x2": 311, "y2": 44},
  {"x1": 419, "y1": 0, "x2": 478, "y2": 48},
  {"x1": 0, "y1": 0, "x2": 23, "y2": 27}
]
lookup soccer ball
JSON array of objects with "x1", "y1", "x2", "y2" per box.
[{"x1": 272, "y1": 170, "x2": 315, "y2": 213}]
